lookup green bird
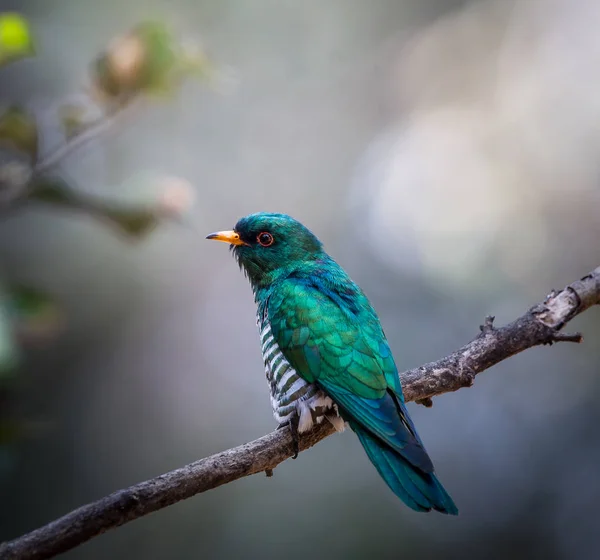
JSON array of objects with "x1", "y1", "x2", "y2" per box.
[{"x1": 207, "y1": 213, "x2": 457, "y2": 514}]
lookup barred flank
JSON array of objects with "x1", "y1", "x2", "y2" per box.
[{"x1": 258, "y1": 314, "x2": 318, "y2": 424}]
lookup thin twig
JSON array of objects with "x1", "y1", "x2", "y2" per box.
[
  {"x1": 1, "y1": 266, "x2": 600, "y2": 560},
  {"x1": 33, "y1": 98, "x2": 140, "y2": 177},
  {"x1": 0, "y1": 98, "x2": 141, "y2": 213}
]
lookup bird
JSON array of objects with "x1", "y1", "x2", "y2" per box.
[{"x1": 206, "y1": 212, "x2": 458, "y2": 514}]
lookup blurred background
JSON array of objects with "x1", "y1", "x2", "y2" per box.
[{"x1": 1, "y1": 0, "x2": 600, "y2": 559}]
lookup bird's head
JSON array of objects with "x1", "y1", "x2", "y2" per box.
[{"x1": 206, "y1": 212, "x2": 324, "y2": 288}]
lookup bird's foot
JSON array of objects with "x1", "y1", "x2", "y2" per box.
[
  {"x1": 289, "y1": 415, "x2": 300, "y2": 459},
  {"x1": 277, "y1": 415, "x2": 300, "y2": 458}
]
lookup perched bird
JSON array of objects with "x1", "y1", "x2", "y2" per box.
[{"x1": 207, "y1": 213, "x2": 457, "y2": 514}]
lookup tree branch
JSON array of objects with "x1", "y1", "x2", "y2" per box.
[
  {"x1": 32, "y1": 97, "x2": 141, "y2": 177},
  {"x1": 0, "y1": 99, "x2": 141, "y2": 214},
  {"x1": 2, "y1": 266, "x2": 600, "y2": 560}
]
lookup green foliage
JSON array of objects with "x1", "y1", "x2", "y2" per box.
[
  {"x1": 91, "y1": 20, "x2": 211, "y2": 101},
  {"x1": 99, "y1": 206, "x2": 160, "y2": 237},
  {"x1": 7, "y1": 285, "x2": 63, "y2": 344},
  {"x1": 26, "y1": 177, "x2": 77, "y2": 206},
  {"x1": 58, "y1": 104, "x2": 88, "y2": 140},
  {"x1": 134, "y1": 21, "x2": 179, "y2": 95},
  {"x1": 0, "y1": 12, "x2": 34, "y2": 68},
  {"x1": 0, "y1": 283, "x2": 62, "y2": 451},
  {"x1": 0, "y1": 106, "x2": 38, "y2": 160},
  {"x1": 29, "y1": 177, "x2": 180, "y2": 239},
  {"x1": 0, "y1": 282, "x2": 63, "y2": 378}
]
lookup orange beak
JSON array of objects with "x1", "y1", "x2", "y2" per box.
[{"x1": 205, "y1": 230, "x2": 247, "y2": 246}]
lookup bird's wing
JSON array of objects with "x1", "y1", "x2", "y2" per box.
[{"x1": 268, "y1": 278, "x2": 433, "y2": 471}]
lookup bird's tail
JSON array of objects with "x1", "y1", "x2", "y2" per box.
[{"x1": 353, "y1": 424, "x2": 458, "y2": 515}]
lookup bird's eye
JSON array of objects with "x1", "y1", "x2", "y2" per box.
[{"x1": 257, "y1": 232, "x2": 274, "y2": 247}]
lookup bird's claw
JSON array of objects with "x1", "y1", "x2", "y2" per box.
[
  {"x1": 278, "y1": 417, "x2": 300, "y2": 458},
  {"x1": 289, "y1": 416, "x2": 299, "y2": 459},
  {"x1": 277, "y1": 415, "x2": 300, "y2": 459}
]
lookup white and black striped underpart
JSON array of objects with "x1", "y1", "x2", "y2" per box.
[{"x1": 257, "y1": 311, "x2": 345, "y2": 434}]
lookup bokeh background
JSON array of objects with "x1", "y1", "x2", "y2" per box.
[{"x1": 2, "y1": 0, "x2": 600, "y2": 559}]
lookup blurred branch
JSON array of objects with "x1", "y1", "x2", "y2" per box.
[
  {"x1": 2, "y1": 266, "x2": 600, "y2": 560},
  {"x1": 1, "y1": 19, "x2": 211, "y2": 216},
  {"x1": 0, "y1": 100, "x2": 137, "y2": 210},
  {"x1": 22, "y1": 176, "x2": 182, "y2": 239},
  {"x1": 32, "y1": 99, "x2": 137, "y2": 177}
]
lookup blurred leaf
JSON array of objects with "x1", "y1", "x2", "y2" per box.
[
  {"x1": 0, "y1": 159, "x2": 32, "y2": 196},
  {"x1": 29, "y1": 177, "x2": 166, "y2": 238},
  {"x1": 0, "y1": 12, "x2": 35, "y2": 68},
  {"x1": 28, "y1": 177, "x2": 78, "y2": 205},
  {"x1": 91, "y1": 20, "x2": 210, "y2": 102},
  {"x1": 179, "y1": 39, "x2": 215, "y2": 82},
  {"x1": 92, "y1": 46, "x2": 133, "y2": 101},
  {"x1": 0, "y1": 106, "x2": 38, "y2": 160},
  {"x1": 59, "y1": 103, "x2": 89, "y2": 140},
  {"x1": 6, "y1": 284, "x2": 64, "y2": 345},
  {"x1": 135, "y1": 21, "x2": 179, "y2": 95},
  {"x1": 101, "y1": 206, "x2": 160, "y2": 236},
  {"x1": 0, "y1": 292, "x2": 19, "y2": 378},
  {"x1": 92, "y1": 21, "x2": 173, "y2": 100}
]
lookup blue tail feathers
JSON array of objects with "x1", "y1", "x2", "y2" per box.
[{"x1": 354, "y1": 424, "x2": 458, "y2": 515}]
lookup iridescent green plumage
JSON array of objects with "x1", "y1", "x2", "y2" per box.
[{"x1": 207, "y1": 213, "x2": 458, "y2": 514}]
